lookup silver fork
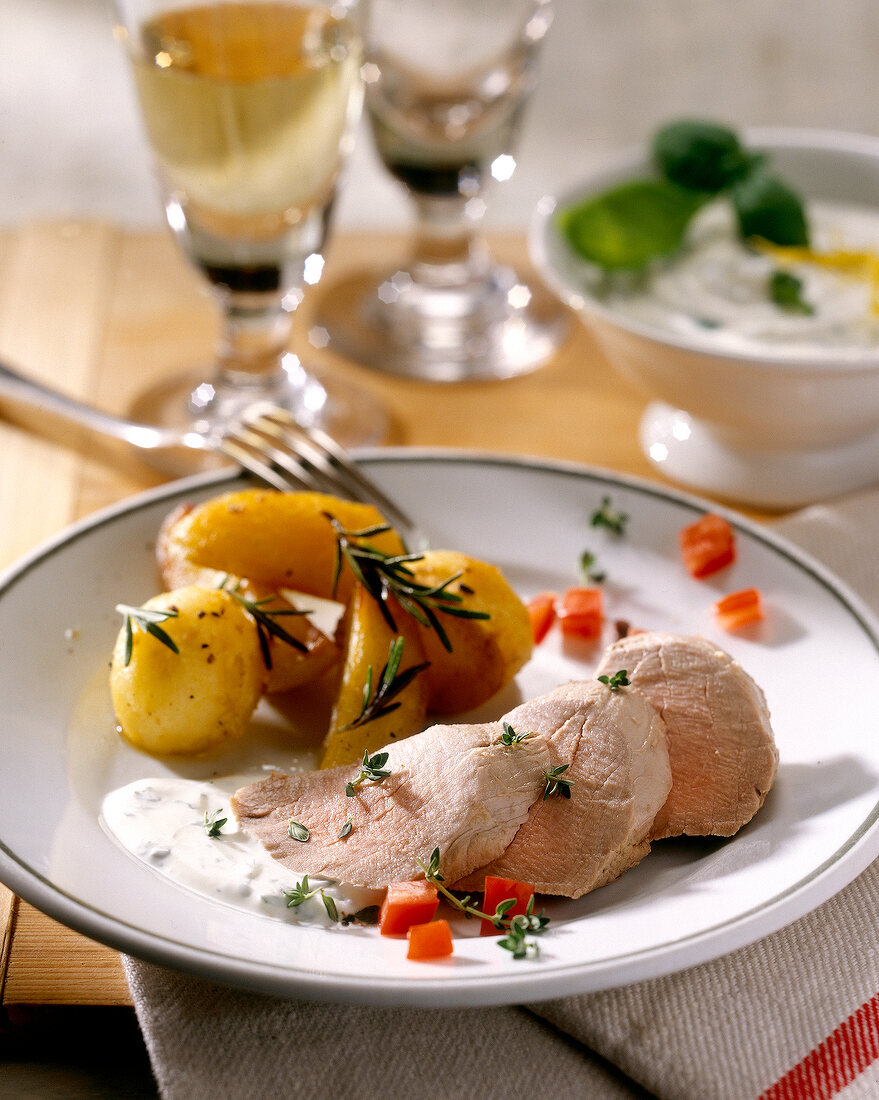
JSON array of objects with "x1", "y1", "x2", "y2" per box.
[{"x1": 0, "y1": 360, "x2": 415, "y2": 537}]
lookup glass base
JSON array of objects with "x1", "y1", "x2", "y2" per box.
[
  {"x1": 315, "y1": 261, "x2": 569, "y2": 383},
  {"x1": 127, "y1": 358, "x2": 389, "y2": 479}
]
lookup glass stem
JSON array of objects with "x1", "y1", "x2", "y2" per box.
[
  {"x1": 408, "y1": 194, "x2": 490, "y2": 289},
  {"x1": 214, "y1": 291, "x2": 294, "y2": 390}
]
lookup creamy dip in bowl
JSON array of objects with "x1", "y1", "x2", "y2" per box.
[{"x1": 530, "y1": 128, "x2": 879, "y2": 509}]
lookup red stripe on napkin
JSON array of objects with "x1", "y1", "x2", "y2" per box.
[{"x1": 760, "y1": 992, "x2": 879, "y2": 1099}]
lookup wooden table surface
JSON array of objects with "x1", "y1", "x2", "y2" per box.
[{"x1": 0, "y1": 220, "x2": 765, "y2": 1011}]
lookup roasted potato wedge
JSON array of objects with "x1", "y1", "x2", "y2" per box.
[
  {"x1": 320, "y1": 586, "x2": 429, "y2": 768},
  {"x1": 110, "y1": 586, "x2": 265, "y2": 756},
  {"x1": 407, "y1": 550, "x2": 533, "y2": 713},
  {"x1": 157, "y1": 489, "x2": 405, "y2": 603}
]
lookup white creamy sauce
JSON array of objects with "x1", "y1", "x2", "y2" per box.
[
  {"x1": 601, "y1": 200, "x2": 879, "y2": 354},
  {"x1": 101, "y1": 777, "x2": 382, "y2": 926}
]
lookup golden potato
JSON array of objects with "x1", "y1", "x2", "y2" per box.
[
  {"x1": 320, "y1": 586, "x2": 428, "y2": 768},
  {"x1": 156, "y1": 489, "x2": 406, "y2": 603},
  {"x1": 110, "y1": 586, "x2": 265, "y2": 756},
  {"x1": 407, "y1": 551, "x2": 533, "y2": 713}
]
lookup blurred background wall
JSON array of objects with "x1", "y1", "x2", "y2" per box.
[{"x1": 3, "y1": 0, "x2": 878, "y2": 230}]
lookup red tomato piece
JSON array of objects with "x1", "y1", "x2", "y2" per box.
[
  {"x1": 713, "y1": 587, "x2": 764, "y2": 631},
  {"x1": 406, "y1": 919, "x2": 454, "y2": 960},
  {"x1": 379, "y1": 880, "x2": 439, "y2": 936},
  {"x1": 679, "y1": 513, "x2": 736, "y2": 578},
  {"x1": 526, "y1": 592, "x2": 557, "y2": 644},
  {"x1": 480, "y1": 875, "x2": 536, "y2": 936},
  {"x1": 557, "y1": 586, "x2": 604, "y2": 640}
]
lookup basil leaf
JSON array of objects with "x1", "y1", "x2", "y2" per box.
[
  {"x1": 732, "y1": 170, "x2": 810, "y2": 246},
  {"x1": 653, "y1": 119, "x2": 757, "y2": 193},
  {"x1": 559, "y1": 179, "x2": 707, "y2": 270}
]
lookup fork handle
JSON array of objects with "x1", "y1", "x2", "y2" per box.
[{"x1": 0, "y1": 359, "x2": 176, "y2": 450}]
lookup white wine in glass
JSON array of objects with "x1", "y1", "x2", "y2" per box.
[
  {"x1": 318, "y1": 0, "x2": 567, "y2": 382},
  {"x1": 115, "y1": 0, "x2": 388, "y2": 445}
]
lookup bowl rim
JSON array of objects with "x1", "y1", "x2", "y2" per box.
[{"x1": 529, "y1": 125, "x2": 879, "y2": 372}]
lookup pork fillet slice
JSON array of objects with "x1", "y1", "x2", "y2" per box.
[
  {"x1": 454, "y1": 680, "x2": 671, "y2": 899},
  {"x1": 596, "y1": 632, "x2": 778, "y2": 839},
  {"x1": 231, "y1": 721, "x2": 550, "y2": 888}
]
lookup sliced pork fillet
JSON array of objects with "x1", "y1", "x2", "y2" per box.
[
  {"x1": 595, "y1": 632, "x2": 778, "y2": 839},
  {"x1": 454, "y1": 680, "x2": 671, "y2": 899},
  {"x1": 231, "y1": 720, "x2": 550, "y2": 888}
]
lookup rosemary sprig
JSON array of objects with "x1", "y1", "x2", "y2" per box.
[
  {"x1": 324, "y1": 515, "x2": 490, "y2": 652},
  {"x1": 598, "y1": 669, "x2": 630, "y2": 691},
  {"x1": 344, "y1": 636, "x2": 430, "y2": 730},
  {"x1": 345, "y1": 750, "x2": 392, "y2": 797},
  {"x1": 282, "y1": 876, "x2": 338, "y2": 921},
  {"x1": 590, "y1": 496, "x2": 629, "y2": 536},
  {"x1": 116, "y1": 603, "x2": 179, "y2": 666},
  {"x1": 498, "y1": 721, "x2": 532, "y2": 746},
  {"x1": 203, "y1": 808, "x2": 227, "y2": 838},
  {"x1": 418, "y1": 847, "x2": 550, "y2": 959},
  {"x1": 219, "y1": 578, "x2": 309, "y2": 668},
  {"x1": 543, "y1": 764, "x2": 574, "y2": 801}
]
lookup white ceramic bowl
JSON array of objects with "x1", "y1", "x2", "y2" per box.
[{"x1": 530, "y1": 128, "x2": 879, "y2": 508}]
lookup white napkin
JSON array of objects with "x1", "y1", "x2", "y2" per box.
[{"x1": 124, "y1": 487, "x2": 879, "y2": 1099}]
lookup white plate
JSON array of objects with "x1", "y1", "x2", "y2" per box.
[{"x1": 2, "y1": 451, "x2": 879, "y2": 1007}]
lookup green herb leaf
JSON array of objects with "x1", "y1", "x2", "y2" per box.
[
  {"x1": 769, "y1": 269, "x2": 814, "y2": 315},
  {"x1": 218, "y1": 579, "x2": 309, "y2": 668},
  {"x1": 498, "y1": 721, "x2": 532, "y2": 746},
  {"x1": 579, "y1": 549, "x2": 605, "y2": 584},
  {"x1": 590, "y1": 496, "x2": 628, "y2": 536},
  {"x1": 287, "y1": 820, "x2": 310, "y2": 843},
  {"x1": 338, "y1": 819, "x2": 353, "y2": 840},
  {"x1": 558, "y1": 178, "x2": 707, "y2": 271},
  {"x1": 653, "y1": 119, "x2": 758, "y2": 193},
  {"x1": 416, "y1": 847, "x2": 550, "y2": 959},
  {"x1": 116, "y1": 603, "x2": 179, "y2": 666},
  {"x1": 344, "y1": 750, "x2": 392, "y2": 797},
  {"x1": 542, "y1": 764, "x2": 574, "y2": 801},
  {"x1": 325, "y1": 515, "x2": 490, "y2": 653},
  {"x1": 343, "y1": 636, "x2": 430, "y2": 730},
  {"x1": 597, "y1": 669, "x2": 630, "y2": 691},
  {"x1": 203, "y1": 808, "x2": 227, "y2": 838},
  {"x1": 322, "y1": 893, "x2": 339, "y2": 922},
  {"x1": 732, "y1": 170, "x2": 810, "y2": 247}
]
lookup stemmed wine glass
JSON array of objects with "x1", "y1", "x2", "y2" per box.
[
  {"x1": 317, "y1": 0, "x2": 567, "y2": 382},
  {"x1": 114, "y1": 0, "x2": 388, "y2": 446}
]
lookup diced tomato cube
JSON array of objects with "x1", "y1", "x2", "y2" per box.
[
  {"x1": 679, "y1": 513, "x2": 736, "y2": 578},
  {"x1": 526, "y1": 592, "x2": 557, "y2": 644},
  {"x1": 380, "y1": 880, "x2": 439, "y2": 936},
  {"x1": 406, "y1": 919, "x2": 454, "y2": 960},
  {"x1": 557, "y1": 586, "x2": 604, "y2": 640},
  {"x1": 713, "y1": 587, "x2": 764, "y2": 631},
  {"x1": 480, "y1": 876, "x2": 535, "y2": 936}
]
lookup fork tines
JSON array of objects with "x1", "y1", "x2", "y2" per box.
[{"x1": 219, "y1": 406, "x2": 415, "y2": 539}]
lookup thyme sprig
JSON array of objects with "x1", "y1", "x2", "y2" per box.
[
  {"x1": 325, "y1": 516, "x2": 490, "y2": 652},
  {"x1": 282, "y1": 876, "x2": 338, "y2": 921},
  {"x1": 579, "y1": 549, "x2": 606, "y2": 584},
  {"x1": 418, "y1": 847, "x2": 550, "y2": 959},
  {"x1": 598, "y1": 669, "x2": 630, "y2": 691},
  {"x1": 543, "y1": 764, "x2": 574, "y2": 801},
  {"x1": 344, "y1": 636, "x2": 430, "y2": 730},
  {"x1": 203, "y1": 808, "x2": 227, "y2": 838},
  {"x1": 345, "y1": 750, "x2": 392, "y2": 797},
  {"x1": 590, "y1": 496, "x2": 629, "y2": 536},
  {"x1": 116, "y1": 603, "x2": 179, "y2": 666},
  {"x1": 219, "y1": 578, "x2": 309, "y2": 668},
  {"x1": 498, "y1": 721, "x2": 532, "y2": 746}
]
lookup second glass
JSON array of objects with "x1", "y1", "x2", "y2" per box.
[
  {"x1": 115, "y1": 0, "x2": 388, "y2": 446},
  {"x1": 319, "y1": 0, "x2": 567, "y2": 382}
]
